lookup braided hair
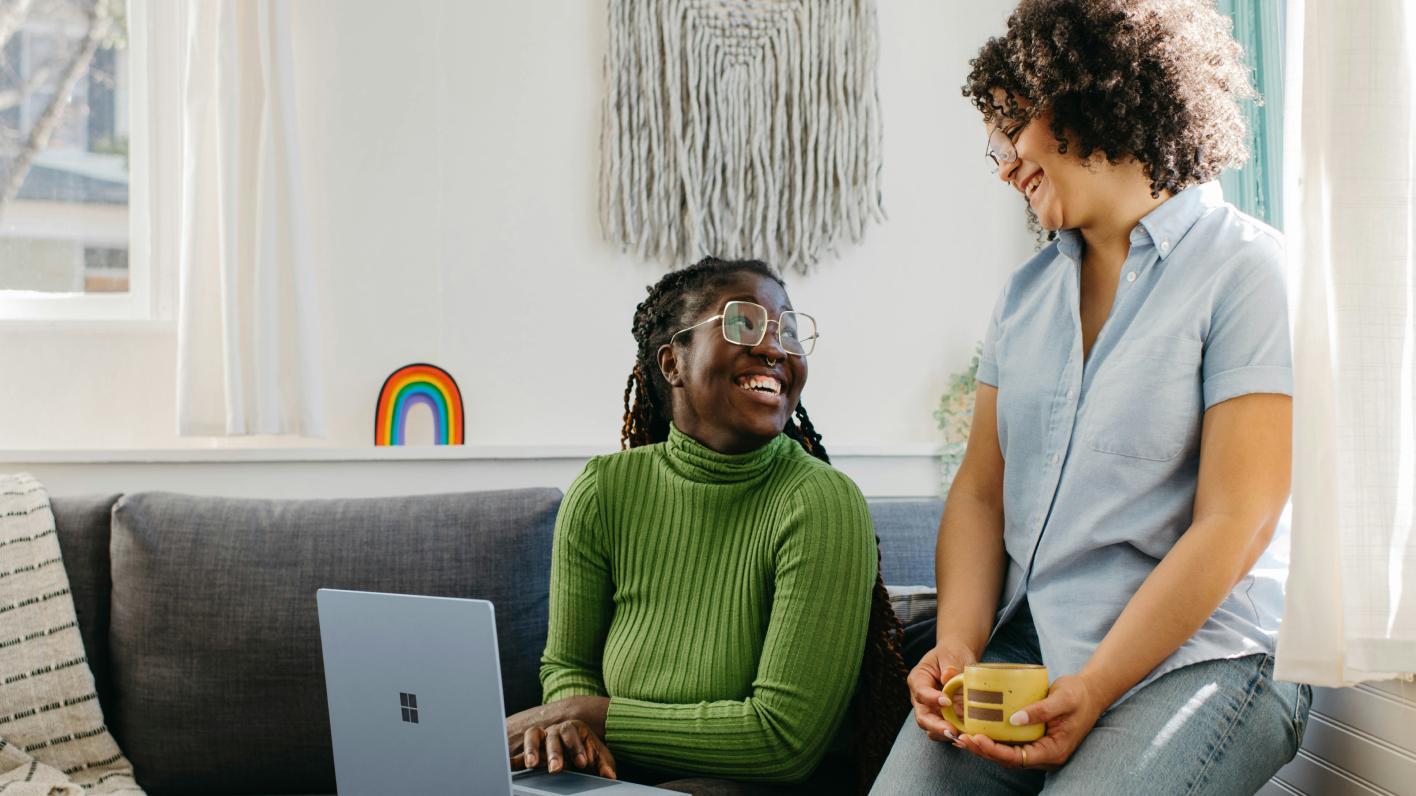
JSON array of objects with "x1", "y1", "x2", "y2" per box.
[{"x1": 621, "y1": 256, "x2": 912, "y2": 791}]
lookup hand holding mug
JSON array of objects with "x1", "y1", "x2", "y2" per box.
[
  {"x1": 908, "y1": 638, "x2": 979, "y2": 741},
  {"x1": 951, "y1": 672, "x2": 1109, "y2": 771},
  {"x1": 938, "y1": 663, "x2": 1048, "y2": 743}
]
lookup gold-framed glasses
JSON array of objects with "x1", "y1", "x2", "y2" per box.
[{"x1": 669, "y1": 300, "x2": 819, "y2": 357}]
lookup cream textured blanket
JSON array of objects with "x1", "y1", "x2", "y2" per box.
[{"x1": 0, "y1": 474, "x2": 142, "y2": 795}]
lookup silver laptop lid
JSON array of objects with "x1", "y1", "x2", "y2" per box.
[{"x1": 317, "y1": 589, "x2": 513, "y2": 796}]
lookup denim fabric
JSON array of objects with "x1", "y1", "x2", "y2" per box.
[
  {"x1": 975, "y1": 182, "x2": 1292, "y2": 700},
  {"x1": 870, "y1": 608, "x2": 1310, "y2": 795}
]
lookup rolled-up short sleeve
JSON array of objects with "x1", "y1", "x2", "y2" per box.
[
  {"x1": 976, "y1": 283, "x2": 1010, "y2": 388},
  {"x1": 1201, "y1": 252, "x2": 1293, "y2": 410}
]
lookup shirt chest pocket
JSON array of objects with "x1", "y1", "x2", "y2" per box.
[{"x1": 1086, "y1": 335, "x2": 1204, "y2": 461}]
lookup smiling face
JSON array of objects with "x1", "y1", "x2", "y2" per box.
[
  {"x1": 657, "y1": 271, "x2": 807, "y2": 454},
  {"x1": 988, "y1": 98, "x2": 1162, "y2": 234},
  {"x1": 991, "y1": 107, "x2": 1093, "y2": 231}
]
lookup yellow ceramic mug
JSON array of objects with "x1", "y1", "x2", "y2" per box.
[{"x1": 940, "y1": 663, "x2": 1048, "y2": 743}]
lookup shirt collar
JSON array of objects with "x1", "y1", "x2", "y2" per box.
[
  {"x1": 1053, "y1": 181, "x2": 1224, "y2": 264},
  {"x1": 1137, "y1": 181, "x2": 1224, "y2": 260}
]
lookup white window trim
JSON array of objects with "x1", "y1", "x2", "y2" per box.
[
  {"x1": 0, "y1": 289, "x2": 152, "y2": 322},
  {"x1": 0, "y1": 0, "x2": 166, "y2": 325}
]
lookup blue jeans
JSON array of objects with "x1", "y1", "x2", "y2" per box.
[{"x1": 870, "y1": 609, "x2": 1311, "y2": 795}]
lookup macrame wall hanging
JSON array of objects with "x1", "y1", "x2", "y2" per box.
[{"x1": 600, "y1": 0, "x2": 884, "y2": 274}]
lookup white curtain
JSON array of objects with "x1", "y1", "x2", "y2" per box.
[
  {"x1": 145, "y1": 0, "x2": 325, "y2": 437},
  {"x1": 1277, "y1": 0, "x2": 1416, "y2": 685}
]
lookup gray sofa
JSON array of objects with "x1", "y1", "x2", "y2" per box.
[{"x1": 49, "y1": 488, "x2": 943, "y2": 796}]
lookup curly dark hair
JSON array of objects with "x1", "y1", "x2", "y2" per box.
[
  {"x1": 621, "y1": 257, "x2": 912, "y2": 792},
  {"x1": 964, "y1": 0, "x2": 1258, "y2": 198}
]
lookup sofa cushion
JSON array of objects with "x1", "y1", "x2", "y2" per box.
[
  {"x1": 50, "y1": 493, "x2": 121, "y2": 726},
  {"x1": 108, "y1": 488, "x2": 560, "y2": 796},
  {"x1": 869, "y1": 498, "x2": 943, "y2": 587}
]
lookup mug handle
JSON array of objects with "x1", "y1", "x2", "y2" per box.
[{"x1": 939, "y1": 673, "x2": 967, "y2": 734}]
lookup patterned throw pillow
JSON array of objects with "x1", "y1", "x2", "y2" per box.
[{"x1": 0, "y1": 474, "x2": 143, "y2": 794}]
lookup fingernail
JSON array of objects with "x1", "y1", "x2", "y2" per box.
[{"x1": 1009, "y1": 710, "x2": 1029, "y2": 726}]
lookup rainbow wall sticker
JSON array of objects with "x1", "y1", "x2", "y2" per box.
[{"x1": 374, "y1": 363, "x2": 465, "y2": 446}]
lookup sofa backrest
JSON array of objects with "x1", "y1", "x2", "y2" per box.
[
  {"x1": 105, "y1": 488, "x2": 560, "y2": 795},
  {"x1": 869, "y1": 498, "x2": 943, "y2": 587},
  {"x1": 49, "y1": 489, "x2": 943, "y2": 796},
  {"x1": 50, "y1": 494, "x2": 122, "y2": 725}
]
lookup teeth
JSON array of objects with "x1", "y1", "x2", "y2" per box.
[
  {"x1": 1024, "y1": 174, "x2": 1042, "y2": 198},
  {"x1": 736, "y1": 375, "x2": 782, "y2": 395}
]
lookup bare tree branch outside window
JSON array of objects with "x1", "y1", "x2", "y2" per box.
[
  {"x1": 0, "y1": 0, "x2": 38, "y2": 53},
  {"x1": 0, "y1": 0, "x2": 114, "y2": 217},
  {"x1": 0, "y1": 0, "x2": 128, "y2": 294}
]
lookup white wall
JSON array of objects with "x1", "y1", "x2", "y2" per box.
[{"x1": 0, "y1": 0, "x2": 1030, "y2": 456}]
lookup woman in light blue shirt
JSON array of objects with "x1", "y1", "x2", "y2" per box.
[{"x1": 874, "y1": 1, "x2": 1311, "y2": 793}]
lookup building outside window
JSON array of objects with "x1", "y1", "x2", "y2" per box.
[{"x1": 0, "y1": 0, "x2": 129, "y2": 297}]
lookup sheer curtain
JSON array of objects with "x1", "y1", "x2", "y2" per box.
[
  {"x1": 1277, "y1": 0, "x2": 1416, "y2": 685},
  {"x1": 141, "y1": 0, "x2": 325, "y2": 437}
]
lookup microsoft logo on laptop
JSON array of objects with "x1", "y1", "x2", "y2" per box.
[{"x1": 399, "y1": 692, "x2": 420, "y2": 724}]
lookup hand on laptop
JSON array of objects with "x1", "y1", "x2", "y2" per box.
[
  {"x1": 512, "y1": 718, "x2": 618, "y2": 780},
  {"x1": 507, "y1": 696, "x2": 614, "y2": 777}
]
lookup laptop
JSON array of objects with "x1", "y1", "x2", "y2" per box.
[{"x1": 317, "y1": 588, "x2": 670, "y2": 795}]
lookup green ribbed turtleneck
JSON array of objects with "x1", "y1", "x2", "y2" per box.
[{"x1": 540, "y1": 425, "x2": 875, "y2": 783}]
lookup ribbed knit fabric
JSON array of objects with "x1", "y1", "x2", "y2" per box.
[{"x1": 540, "y1": 425, "x2": 875, "y2": 783}]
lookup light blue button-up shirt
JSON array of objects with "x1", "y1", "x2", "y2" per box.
[{"x1": 976, "y1": 182, "x2": 1291, "y2": 704}]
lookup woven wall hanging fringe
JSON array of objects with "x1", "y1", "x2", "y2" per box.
[{"x1": 600, "y1": 0, "x2": 884, "y2": 274}]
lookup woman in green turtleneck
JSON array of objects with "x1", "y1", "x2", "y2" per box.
[{"x1": 505, "y1": 258, "x2": 912, "y2": 794}]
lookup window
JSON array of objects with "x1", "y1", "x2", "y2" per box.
[
  {"x1": 399, "y1": 692, "x2": 420, "y2": 724},
  {"x1": 0, "y1": 0, "x2": 143, "y2": 321},
  {"x1": 1216, "y1": 0, "x2": 1284, "y2": 229}
]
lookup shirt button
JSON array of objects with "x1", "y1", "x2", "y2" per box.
[
  {"x1": 1049, "y1": 453, "x2": 1060, "y2": 464},
  {"x1": 1066, "y1": 388, "x2": 1075, "y2": 399},
  {"x1": 1160, "y1": 240, "x2": 1171, "y2": 253},
  {"x1": 1126, "y1": 271, "x2": 1137, "y2": 283}
]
